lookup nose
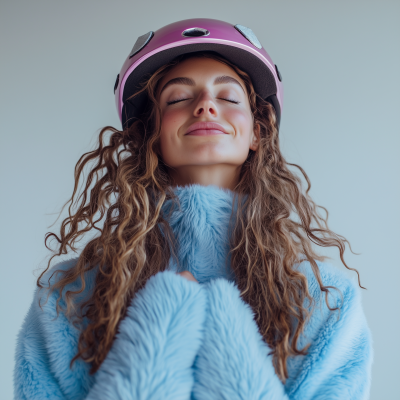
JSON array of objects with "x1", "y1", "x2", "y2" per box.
[{"x1": 193, "y1": 91, "x2": 218, "y2": 118}]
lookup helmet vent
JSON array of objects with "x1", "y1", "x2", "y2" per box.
[
  {"x1": 129, "y1": 31, "x2": 154, "y2": 59},
  {"x1": 114, "y1": 74, "x2": 119, "y2": 94},
  {"x1": 182, "y1": 28, "x2": 210, "y2": 37},
  {"x1": 234, "y1": 24, "x2": 262, "y2": 49}
]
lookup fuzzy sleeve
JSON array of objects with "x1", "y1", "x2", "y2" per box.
[
  {"x1": 191, "y1": 278, "x2": 288, "y2": 400},
  {"x1": 14, "y1": 270, "x2": 208, "y2": 400},
  {"x1": 191, "y1": 274, "x2": 373, "y2": 400},
  {"x1": 14, "y1": 290, "x2": 69, "y2": 400},
  {"x1": 86, "y1": 270, "x2": 208, "y2": 400},
  {"x1": 287, "y1": 268, "x2": 373, "y2": 400}
]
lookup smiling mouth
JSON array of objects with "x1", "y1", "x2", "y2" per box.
[{"x1": 185, "y1": 122, "x2": 228, "y2": 136}]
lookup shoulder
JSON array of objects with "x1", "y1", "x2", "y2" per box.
[
  {"x1": 39, "y1": 256, "x2": 79, "y2": 286},
  {"x1": 293, "y1": 259, "x2": 371, "y2": 352},
  {"x1": 29, "y1": 255, "x2": 97, "y2": 347},
  {"x1": 296, "y1": 259, "x2": 362, "y2": 311},
  {"x1": 24, "y1": 256, "x2": 99, "y2": 333},
  {"x1": 38, "y1": 256, "x2": 98, "y2": 304}
]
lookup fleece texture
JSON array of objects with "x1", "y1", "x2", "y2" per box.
[{"x1": 14, "y1": 184, "x2": 373, "y2": 399}]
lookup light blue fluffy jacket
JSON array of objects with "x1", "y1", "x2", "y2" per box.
[{"x1": 14, "y1": 184, "x2": 373, "y2": 399}]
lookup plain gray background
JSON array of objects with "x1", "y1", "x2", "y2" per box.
[{"x1": 1, "y1": 0, "x2": 399, "y2": 399}]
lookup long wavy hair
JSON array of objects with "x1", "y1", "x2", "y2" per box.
[{"x1": 37, "y1": 51, "x2": 362, "y2": 382}]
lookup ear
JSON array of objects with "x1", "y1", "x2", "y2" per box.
[{"x1": 249, "y1": 122, "x2": 260, "y2": 151}]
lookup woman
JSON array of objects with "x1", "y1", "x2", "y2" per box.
[{"x1": 14, "y1": 19, "x2": 373, "y2": 399}]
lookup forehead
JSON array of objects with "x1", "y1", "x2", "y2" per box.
[{"x1": 159, "y1": 57, "x2": 245, "y2": 89}]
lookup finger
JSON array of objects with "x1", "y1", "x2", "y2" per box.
[{"x1": 178, "y1": 271, "x2": 198, "y2": 283}]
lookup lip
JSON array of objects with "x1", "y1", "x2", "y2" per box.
[{"x1": 185, "y1": 122, "x2": 229, "y2": 136}]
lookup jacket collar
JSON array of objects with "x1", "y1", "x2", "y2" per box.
[{"x1": 161, "y1": 184, "x2": 243, "y2": 283}]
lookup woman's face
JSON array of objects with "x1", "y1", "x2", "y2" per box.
[{"x1": 157, "y1": 57, "x2": 260, "y2": 190}]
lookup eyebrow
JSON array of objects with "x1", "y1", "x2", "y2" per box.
[{"x1": 159, "y1": 75, "x2": 245, "y2": 95}]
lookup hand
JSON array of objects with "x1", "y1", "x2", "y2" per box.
[{"x1": 177, "y1": 270, "x2": 198, "y2": 283}]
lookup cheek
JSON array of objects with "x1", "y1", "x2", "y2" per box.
[
  {"x1": 160, "y1": 109, "x2": 183, "y2": 134},
  {"x1": 223, "y1": 108, "x2": 253, "y2": 140},
  {"x1": 159, "y1": 109, "x2": 186, "y2": 159}
]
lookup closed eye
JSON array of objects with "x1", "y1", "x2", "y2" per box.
[
  {"x1": 219, "y1": 98, "x2": 240, "y2": 104},
  {"x1": 166, "y1": 98, "x2": 240, "y2": 105},
  {"x1": 166, "y1": 98, "x2": 190, "y2": 105}
]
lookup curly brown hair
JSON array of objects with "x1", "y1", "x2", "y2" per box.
[{"x1": 37, "y1": 51, "x2": 362, "y2": 382}]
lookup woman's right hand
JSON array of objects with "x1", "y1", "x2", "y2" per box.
[{"x1": 178, "y1": 270, "x2": 198, "y2": 283}]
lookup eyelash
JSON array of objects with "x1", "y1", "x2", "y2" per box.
[{"x1": 166, "y1": 98, "x2": 240, "y2": 105}]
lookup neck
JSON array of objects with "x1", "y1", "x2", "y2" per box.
[{"x1": 167, "y1": 164, "x2": 242, "y2": 191}]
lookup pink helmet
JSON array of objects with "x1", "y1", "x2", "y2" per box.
[{"x1": 114, "y1": 18, "x2": 283, "y2": 130}]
